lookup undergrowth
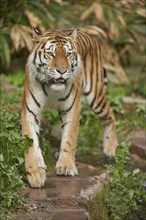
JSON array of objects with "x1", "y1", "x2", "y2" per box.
[
  {"x1": 0, "y1": 108, "x2": 32, "y2": 218},
  {"x1": 106, "y1": 141, "x2": 146, "y2": 220},
  {"x1": 87, "y1": 141, "x2": 146, "y2": 220}
]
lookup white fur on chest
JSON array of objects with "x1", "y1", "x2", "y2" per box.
[{"x1": 45, "y1": 84, "x2": 74, "y2": 111}]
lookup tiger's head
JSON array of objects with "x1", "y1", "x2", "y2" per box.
[{"x1": 28, "y1": 28, "x2": 81, "y2": 91}]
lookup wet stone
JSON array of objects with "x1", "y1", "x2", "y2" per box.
[
  {"x1": 52, "y1": 208, "x2": 88, "y2": 220},
  {"x1": 128, "y1": 130, "x2": 146, "y2": 168},
  {"x1": 11, "y1": 162, "x2": 107, "y2": 220}
]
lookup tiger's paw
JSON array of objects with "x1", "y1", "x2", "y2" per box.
[
  {"x1": 27, "y1": 167, "x2": 47, "y2": 188},
  {"x1": 103, "y1": 136, "x2": 118, "y2": 157},
  {"x1": 56, "y1": 155, "x2": 78, "y2": 176},
  {"x1": 25, "y1": 148, "x2": 47, "y2": 188}
]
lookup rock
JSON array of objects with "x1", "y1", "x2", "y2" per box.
[
  {"x1": 122, "y1": 96, "x2": 146, "y2": 105},
  {"x1": 128, "y1": 130, "x2": 146, "y2": 168},
  {"x1": 11, "y1": 162, "x2": 108, "y2": 220},
  {"x1": 130, "y1": 137, "x2": 146, "y2": 160},
  {"x1": 77, "y1": 173, "x2": 109, "y2": 206}
]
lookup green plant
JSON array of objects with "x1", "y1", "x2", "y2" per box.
[
  {"x1": 87, "y1": 187, "x2": 109, "y2": 220},
  {"x1": 105, "y1": 141, "x2": 146, "y2": 220},
  {"x1": 43, "y1": 108, "x2": 60, "y2": 125},
  {"x1": 108, "y1": 86, "x2": 128, "y2": 114},
  {"x1": 0, "y1": 108, "x2": 33, "y2": 217},
  {"x1": 78, "y1": 105, "x2": 103, "y2": 151},
  {"x1": 87, "y1": 141, "x2": 145, "y2": 220},
  {"x1": 136, "y1": 103, "x2": 146, "y2": 115},
  {"x1": 0, "y1": 77, "x2": 33, "y2": 217},
  {"x1": 6, "y1": 71, "x2": 25, "y2": 87}
]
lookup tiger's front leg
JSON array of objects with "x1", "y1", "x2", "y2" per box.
[
  {"x1": 21, "y1": 79, "x2": 47, "y2": 187},
  {"x1": 56, "y1": 86, "x2": 81, "y2": 176}
]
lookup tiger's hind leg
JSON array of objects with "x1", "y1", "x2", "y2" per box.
[{"x1": 85, "y1": 84, "x2": 118, "y2": 157}]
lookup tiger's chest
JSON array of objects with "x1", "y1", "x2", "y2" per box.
[{"x1": 43, "y1": 83, "x2": 76, "y2": 111}]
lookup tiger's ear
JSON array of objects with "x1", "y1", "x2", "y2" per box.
[
  {"x1": 70, "y1": 28, "x2": 77, "y2": 41},
  {"x1": 32, "y1": 27, "x2": 42, "y2": 40}
]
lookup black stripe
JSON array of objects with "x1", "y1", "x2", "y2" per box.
[
  {"x1": 24, "y1": 98, "x2": 39, "y2": 126},
  {"x1": 46, "y1": 44, "x2": 53, "y2": 51},
  {"x1": 95, "y1": 98, "x2": 107, "y2": 115},
  {"x1": 33, "y1": 51, "x2": 37, "y2": 65},
  {"x1": 61, "y1": 122, "x2": 68, "y2": 129},
  {"x1": 71, "y1": 54, "x2": 78, "y2": 71},
  {"x1": 89, "y1": 46, "x2": 100, "y2": 108},
  {"x1": 58, "y1": 84, "x2": 74, "y2": 101},
  {"x1": 99, "y1": 108, "x2": 110, "y2": 120},
  {"x1": 35, "y1": 77, "x2": 48, "y2": 97},
  {"x1": 42, "y1": 84, "x2": 48, "y2": 96},
  {"x1": 77, "y1": 36, "x2": 83, "y2": 54},
  {"x1": 28, "y1": 85, "x2": 41, "y2": 108},
  {"x1": 79, "y1": 36, "x2": 87, "y2": 51},
  {"x1": 84, "y1": 47, "x2": 94, "y2": 96},
  {"x1": 77, "y1": 34, "x2": 87, "y2": 53},
  {"x1": 83, "y1": 53, "x2": 87, "y2": 88},
  {"x1": 90, "y1": 91, "x2": 97, "y2": 109},
  {"x1": 38, "y1": 51, "x2": 43, "y2": 64},
  {"x1": 93, "y1": 89, "x2": 104, "y2": 110},
  {"x1": 103, "y1": 68, "x2": 108, "y2": 86},
  {"x1": 79, "y1": 31, "x2": 90, "y2": 47},
  {"x1": 60, "y1": 40, "x2": 68, "y2": 43},
  {"x1": 35, "y1": 131, "x2": 39, "y2": 138},
  {"x1": 103, "y1": 68, "x2": 107, "y2": 79},
  {"x1": 41, "y1": 43, "x2": 45, "y2": 49},
  {"x1": 60, "y1": 91, "x2": 78, "y2": 115},
  {"x1": 50, "y1": 40, "x2": 57, "y2": 44}
]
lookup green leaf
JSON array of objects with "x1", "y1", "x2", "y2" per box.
[{"x1": 0, "y1": 34, "x2": 10, "y2": 66}]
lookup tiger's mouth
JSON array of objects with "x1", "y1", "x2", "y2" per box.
[
  {"x1": 48, "y1": 77, "x2": 67, "y2": 86},
  {"x1": 54, "y1": 78, "x2": 67, "y2": 84}
]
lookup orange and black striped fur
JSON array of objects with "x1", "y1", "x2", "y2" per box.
[{"x1": 21, "y1": 28, "x2": 118, "y2": 187}]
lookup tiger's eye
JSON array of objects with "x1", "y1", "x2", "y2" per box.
[
  {"x1": 47, "y1": 51, "x2": 54, "y2": 57},
  {"x1": 67, "y1": 52, "x2": 72, "y2": 57}
]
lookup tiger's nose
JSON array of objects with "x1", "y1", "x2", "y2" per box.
[{"x1": 56, "y1": 69, "x2": 67, "y2": 75}]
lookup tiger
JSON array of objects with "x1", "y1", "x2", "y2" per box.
[{"x1": 21, "y1": 28, "x2": 118, "y2": 188}]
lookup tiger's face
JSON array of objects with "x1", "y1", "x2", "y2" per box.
[{"x1": 28, "y1": 29, "x2": 80, "y2": 91}]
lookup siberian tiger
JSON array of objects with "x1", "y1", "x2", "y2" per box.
[{"x1": 21, "y1": 28, "x2": 118, "y2": 188}]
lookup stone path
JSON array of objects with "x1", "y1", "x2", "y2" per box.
[
  {"x1": 11, "y1": 130, "x2": 146, "y2": 220},
  {"x1": 12, "y1": 162, "x2": 107, "y2": 220}
]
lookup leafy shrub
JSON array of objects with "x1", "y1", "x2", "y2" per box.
[
  {"x1": 0, "y1": 105, "x2": 32, "y2": 217},
  {"x1": 87, "y1": 141, "x2": 146, "y2": 220},
  {"x1": 105, "y1": 141, "x2": 146, "y2": 220},
  {"x1": 79, "y1": 105, "x2": 103, "y2": 151}
]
